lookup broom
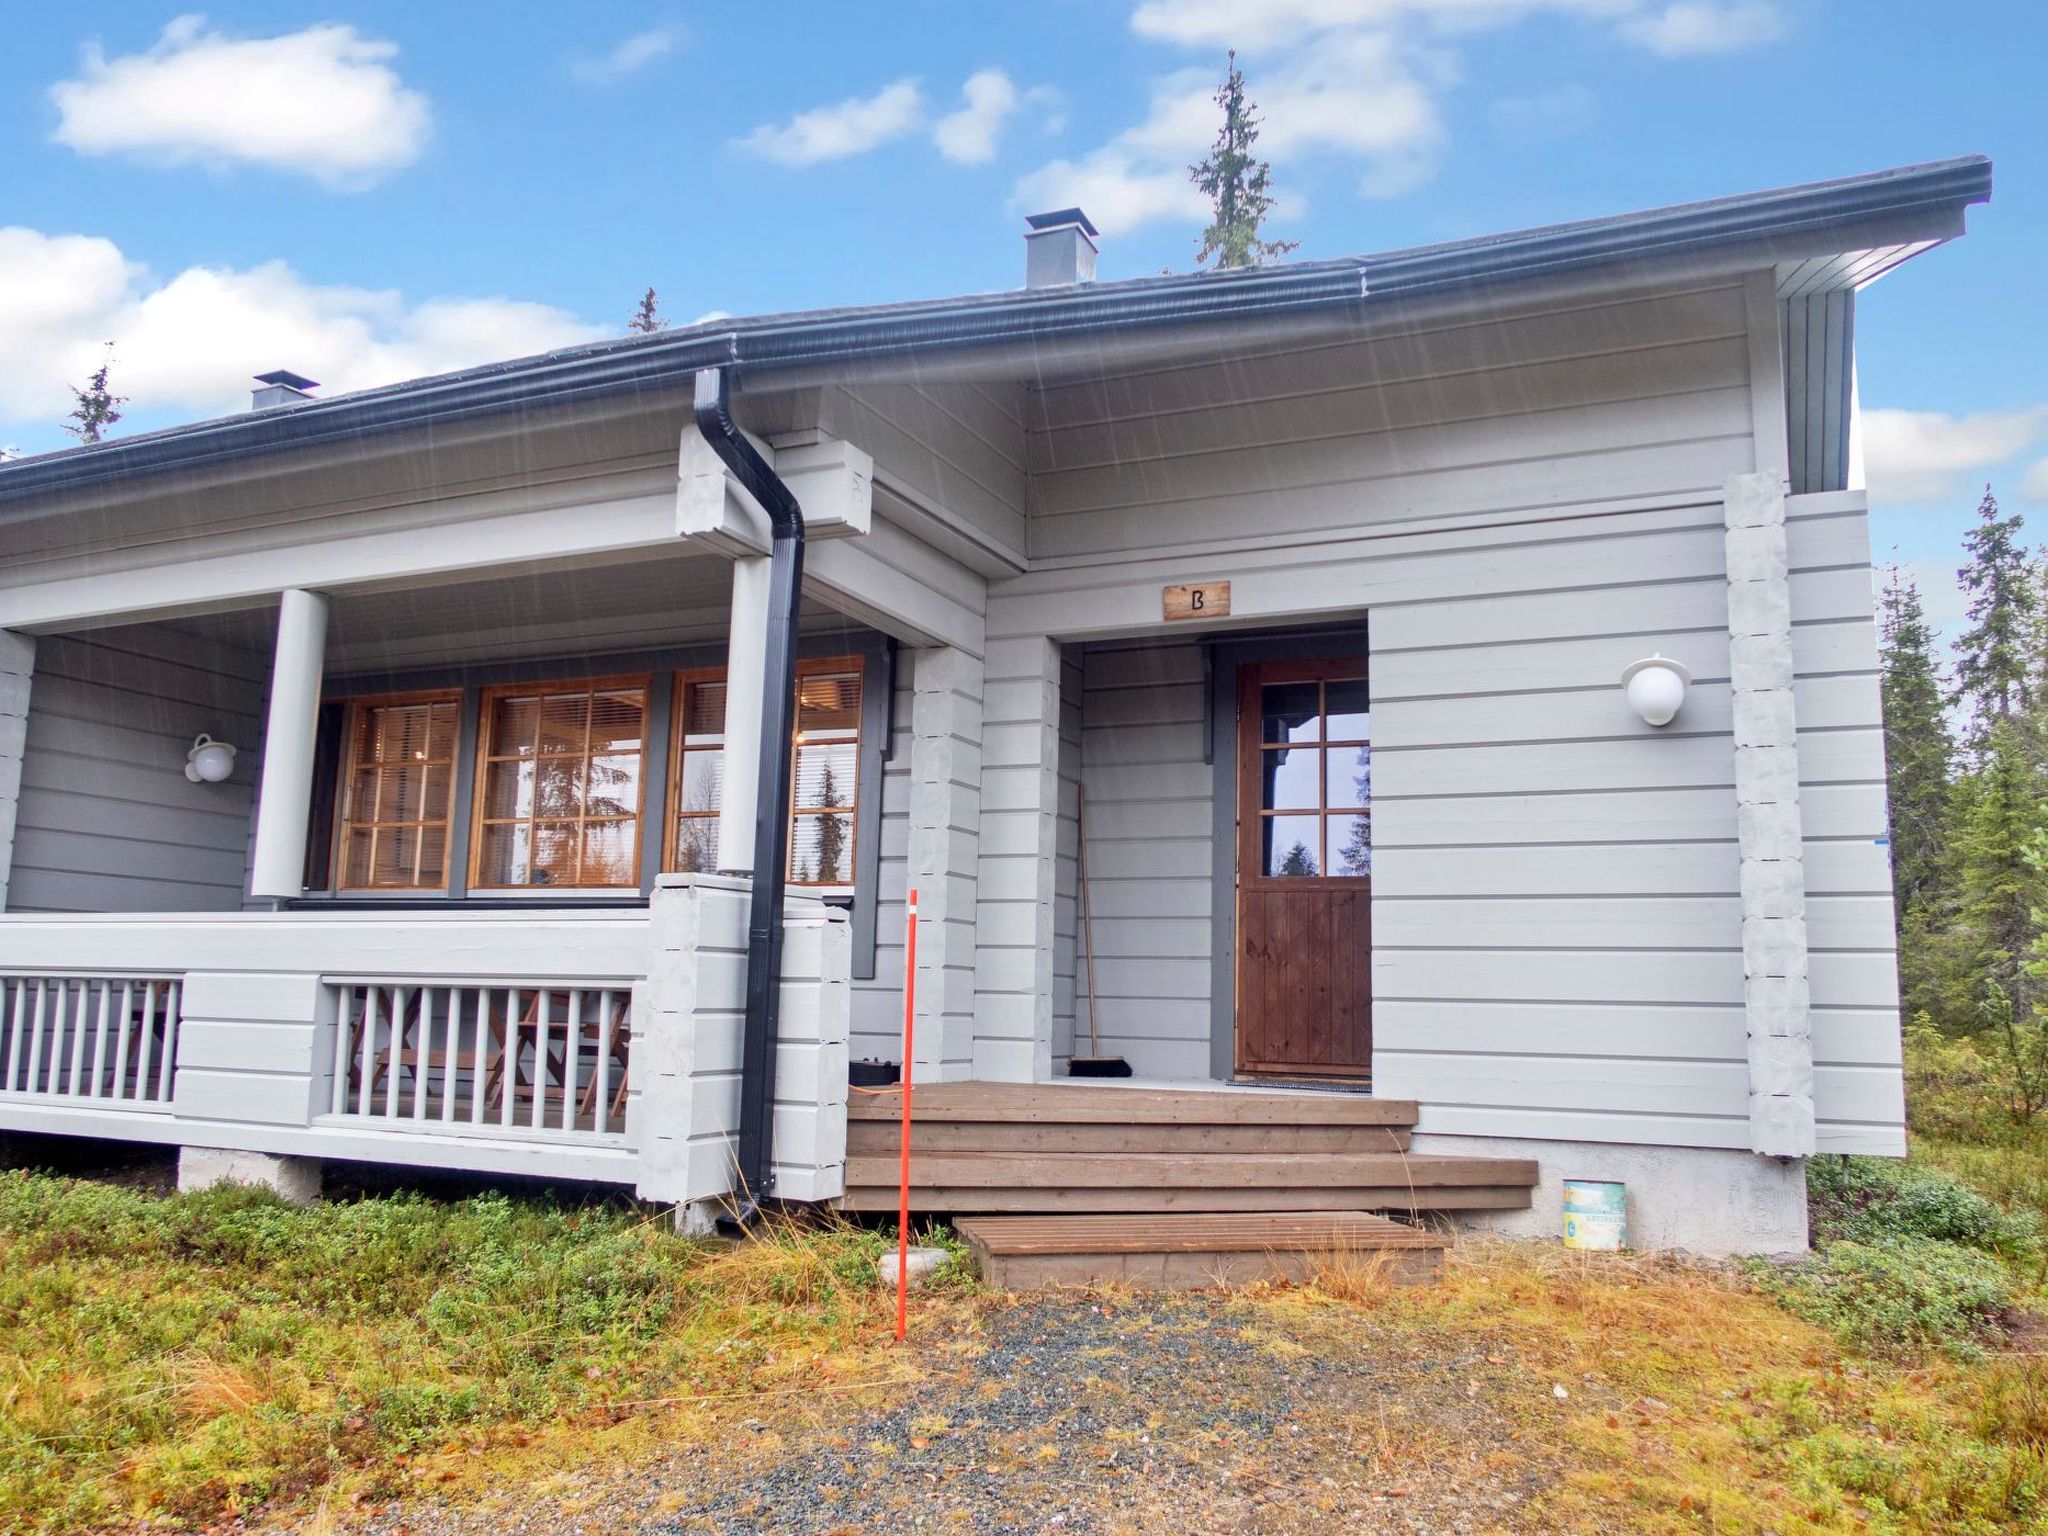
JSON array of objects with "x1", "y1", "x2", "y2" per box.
[{"x1": 1067, "y1": 783, "x2": 1131, "y2": 1078}]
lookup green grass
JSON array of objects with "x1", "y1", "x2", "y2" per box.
[{"x1": 0, "y1": 1170, "x2": 914, "y2": 1533}]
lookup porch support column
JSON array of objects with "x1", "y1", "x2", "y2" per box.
[
  {"x1": 0, "y1": 631, "x2": 33, "y2": 912},
  {"x1": 905, "y1": 646, "x2": 983, "y2": 1082},
  {"x1": 249, "y1": 588, "x2": 329, "y2": 900},
  {"x1": 717, "y1": 556, "x2": 772, "y2": 874},
  {"x1": 971, "y1": 636, "x2": 1060, "y2": 1082},
  {"x1": 1725, "y1": 472, "x2": 1815, "y2": 1158}
]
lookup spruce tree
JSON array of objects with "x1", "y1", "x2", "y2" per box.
[
  {"x1": 628, "y1": 288, "x2": 666, "y2": 334},
  {"x1": 1954, "y1": 716, "x2": 2048, "y2": 1045},
  {"x1": 1189, "y1": 52, "x2": 1298, "y2": 270},
  {"x1": 1951, "y1": 485, "x2": 2037, "y2": 755},
  {"x1": 63, "y1": 343, "x2": 127, "y2": 445},
  {"x1": 1878, "y1": 568, "x2": 1954, "y2": 918},
  {"x1": 1278, "y1": 840, "x2": 1318, "y2": 877}
]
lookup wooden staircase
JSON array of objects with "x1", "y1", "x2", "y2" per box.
[{"x1": 842, "y1": 1081, "x2": 1538, "y2": 1288}]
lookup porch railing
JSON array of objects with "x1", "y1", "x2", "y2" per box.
[
  {"x1": 0, "y1": 973, "x2": 182, "y2": 1109},
  {"x1": 325, "y1": 980, "x2": 634, "y2": 1139}
]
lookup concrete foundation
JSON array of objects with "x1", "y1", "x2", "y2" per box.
[
  {"x1": 176, "y1": 1146, "x2": 323, "y2": 1205},
  {"x1": 1408, "y1": 1134, "x2": 1809, "y2": 1256}
]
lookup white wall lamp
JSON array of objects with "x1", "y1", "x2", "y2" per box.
[
  {"x1": 184, "y1": 733, "x2": 238, "y2": 784},
  {"x1": 1621, "y1": 655, "x2": 1692, "y2": 727}
]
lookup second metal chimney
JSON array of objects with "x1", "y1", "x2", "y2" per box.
[{"x1": 1023, "y1": 208, "x2": 1099, "y2": 289}]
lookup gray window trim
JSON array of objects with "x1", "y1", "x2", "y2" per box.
[{"x1": 1204, "y1": 623, "x2": 1371, "y2": 1083}]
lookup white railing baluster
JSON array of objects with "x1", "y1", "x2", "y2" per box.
[
  {"x1": 3, "y1": 980, "x2": 23, "y2": 1094},
  {"x1": 440, "y1": 987, "x2": 459, "y2": 1125},
  {"x1": 529, "y1": 989, "x2": 548, "y2": 1132},
  {"x1": 155, "y1": 981, "x2": 179, "y2": 1104},
  {"x1": 89, "y1": 982, "x2": 113, "y2": 1099},
  {"x1": 383, "y1": 987, "x2": 405, "y2": 1120},
  {"x1": 411, "y1": 987, "x2": 434, "y2": 1124},
  {"x1": 592, "y1": 990, "x2": 612, "y2": 1136},
  {"x1": 330, "y1": 985, "x2": 353, "y2": 1116},
  {"x1": 25, "y1": 979, "x2": 47, "y2": 1096},
  {"x1": 500, "y1": 988, "x2": 518, "y2": 1128},
  {"x1": 357, "y1": 986, "x2": 379, "y2": 1117},
  {"x1": 111, "y1": 980, "x2": 134, "y2": 1101},
  {"x1": 136, "y1": 981, "x2": 158, "y2": 1103},
  {"x1": 468, "y1": 987, "x2": 487, "y2": 1127},
  {"x1": 562, "y1": 987, "x2": 581, "y2": 1133}
]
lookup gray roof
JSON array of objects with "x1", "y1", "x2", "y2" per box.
[{"x1": 0, "y1": 155, "x2": 1991, "y2": 505}]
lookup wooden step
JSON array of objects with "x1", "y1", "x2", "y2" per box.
[
  {"x1": 847, "y1": 1081, "x2": 1418, "y2": 1127},
  {"x1": 956, "y1": 1211, "x2": 1447, "y2": 1290},
  {"x1": 844, "y1": 1183, "x2": 1535, "y2": 1215},
  {"x1": 845, "y1": 1150, "x2": 1535, "y2": 1190},
  {"x1": 846, "y1": 1120, "x2": 1411, "y2": 1155}
]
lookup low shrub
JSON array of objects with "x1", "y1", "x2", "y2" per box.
[
  {"x1": 1808, "y1": 1153, "x2": 2043, "y2": 1259},
  {"x1": 1761, "y1": 1235, "x2": 2015, "y2": 1356}
]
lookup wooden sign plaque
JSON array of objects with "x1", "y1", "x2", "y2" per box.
[{"x1": 1163, "y1": 581, "x2": 1230, "y2": 621}]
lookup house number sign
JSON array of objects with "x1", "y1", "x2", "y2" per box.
[{"x1": 1163, "y1": 581, "x2": 1230, "y2": 621}]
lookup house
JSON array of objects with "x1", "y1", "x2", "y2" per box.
[{"x1": 0, "y1": 157, "x2": 1992, "y2": 1261}]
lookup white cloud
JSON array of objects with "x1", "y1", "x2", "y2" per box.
[
  {"x1": 49, "y1": 15, "x2": 430, "y2": 189},
  {"x1": 1620, "y1": 1, "x2": 1783, "y2": 54},
  {"x1": 934, "y1": 70, "x2": 1028, "y2": 164},
  {"x1": 2020, "y1": 457, "x2": 2048, "y2": 504},
  {"x1": 1861, "y1": 405, "x2": 2048, "y2": 504},
  {"x1": 1131, "y1": 1, "x2": 1633, "y2": 50},
  {"x1": 736, "y1": 79, "x2": 924, "y2": 167},
  {"x1": 0, "y1": 225, "x2": 603, "y2": 433},
  {"x1": 570, "y1": 25, "x2": 682, "y2": 86},
  {"x1": 1488, "y1": 83, "x2": 1597, "y2": 141},
  {"x1": 1015, "y1": 151, "x2": 1211, "y2": 237}
]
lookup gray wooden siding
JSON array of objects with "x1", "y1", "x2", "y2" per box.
[
  {"x1": 11, "y1": 625, "x2": 267, "y2": 913},
  {"x1": 1051, "y1": 650, "x2": 1082, "y2": 1068},
  {"x1": 1075, "y1": 642, "x2": 1213, "y2": 1078},
  {"x1": 820, "y1": 383, "x2": 1028, "y2": 573},
  {"x1": 1024, "y1": 283, "x2": 1752, "y2": 563},
  {"x1": 1787, "y1": 491, "x2": 1902, "y2": 1154}
]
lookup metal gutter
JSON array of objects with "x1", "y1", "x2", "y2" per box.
[
  {"x1": 0, "y1": 156, "x2": 1990, "y2": 507},
  {"x1": 690, "y1": 367, "x2": 805, "y2": 1219}
]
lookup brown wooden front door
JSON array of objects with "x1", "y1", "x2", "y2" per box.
[{"x1": 1234, "y1": 656, "x2": 1373, "y2": 1079}]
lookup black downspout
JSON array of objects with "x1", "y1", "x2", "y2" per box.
[{"x1": 692, "y1": 366, "x2": 805, "y2": 1216}]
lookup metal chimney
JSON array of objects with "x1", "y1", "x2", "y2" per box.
[
  {"x1": 1023, "y1": 208, "x2": 1099, "y2": 289},
  {"x1": 251, "y1": 369, "x2": 319, "y2": 410}
]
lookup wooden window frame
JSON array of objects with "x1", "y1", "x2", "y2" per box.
[
  {"x1": 662, "y1": 654, "x2": 864, "y2": 889},
  {"x1": 1237, "y1": 656, "x2": 1372, "y2": 888},
  {"x1": 329, "y1": 689, "x2": 464, "y2": 894},
  {"x1": 467, "y1": 673, "x2": 653, "y2": 892}
]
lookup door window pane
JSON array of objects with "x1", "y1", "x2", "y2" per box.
[
  {"x1": 1330, "y1": 814, "x2": 1372, "y2": 877},
  {"x1": 1324, "y1": 678, "x2": 1371, "y2": 741},
  {"x1": 1261, "y1": 683, "x2": 1320, "y2": 744},
  {"x1": 1326, "y1": 745, "x2": 1371, "y2": 808},
  {"x1": 1260, "y1": 746, "x2": 1320, "y2": 811},
  {"x1": 1263, "y1": 815, "x2": 1323, "y2": 877},
  {"x1": 334, "y1": 694, "x2": 461, "y2": 891}
]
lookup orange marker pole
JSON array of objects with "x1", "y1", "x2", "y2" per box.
[{"x1": 896, "y1": 887, "x2": 920, "y2": 1344}]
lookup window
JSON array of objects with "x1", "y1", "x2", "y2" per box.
[
  {"x1": 666, "y1": 656, "x2": 863, "y2": 886},
  {"x1": 1255, "y1": 674, "x2": 1370, "y2": 878},
  {"x1": 472, "y1": 677, "x2": 649, "y2": 889},
  {"x1": 334, "y1": 693, "x2": 460, "y2": 890}
]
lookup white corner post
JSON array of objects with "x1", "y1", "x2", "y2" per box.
[
  {"x1": 906, "y1": 646, "x2": 984, "y2": 1082},
  {"x1": 972, "y1": 635, "x2": 1061, "y2": 1082},
  {"x1": 1725, "y1": 472, "x2": 1815, "y2": 1158},
  {"x1": 0, "y1": 631, "x2": 34, "y2": 912},
  {"x1": 249, "y1": 588, "x2": 330, "y2": 900},
  {"x1": 716, "y1": 556, "x2": 772, "y2": 875}
]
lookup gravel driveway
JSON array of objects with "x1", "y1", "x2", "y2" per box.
[{"x1": 341, "y1": 1291, "x2": 1561, "y2": 1536}]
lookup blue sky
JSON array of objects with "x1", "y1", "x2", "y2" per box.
[{"x1": 0, "y1": 3, "x2": 2038, "y2": 638}]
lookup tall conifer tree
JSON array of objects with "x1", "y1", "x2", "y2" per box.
[
  {"x1": 1878, "y1": 567, "x2": 1954, "y2": 919},
  {"x1": 1189, "y1": 53, "x2": 1298, "y2": 270},
  {"x1": 1952, "y1": 486, "x2": 2038, "y2": 756}
]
